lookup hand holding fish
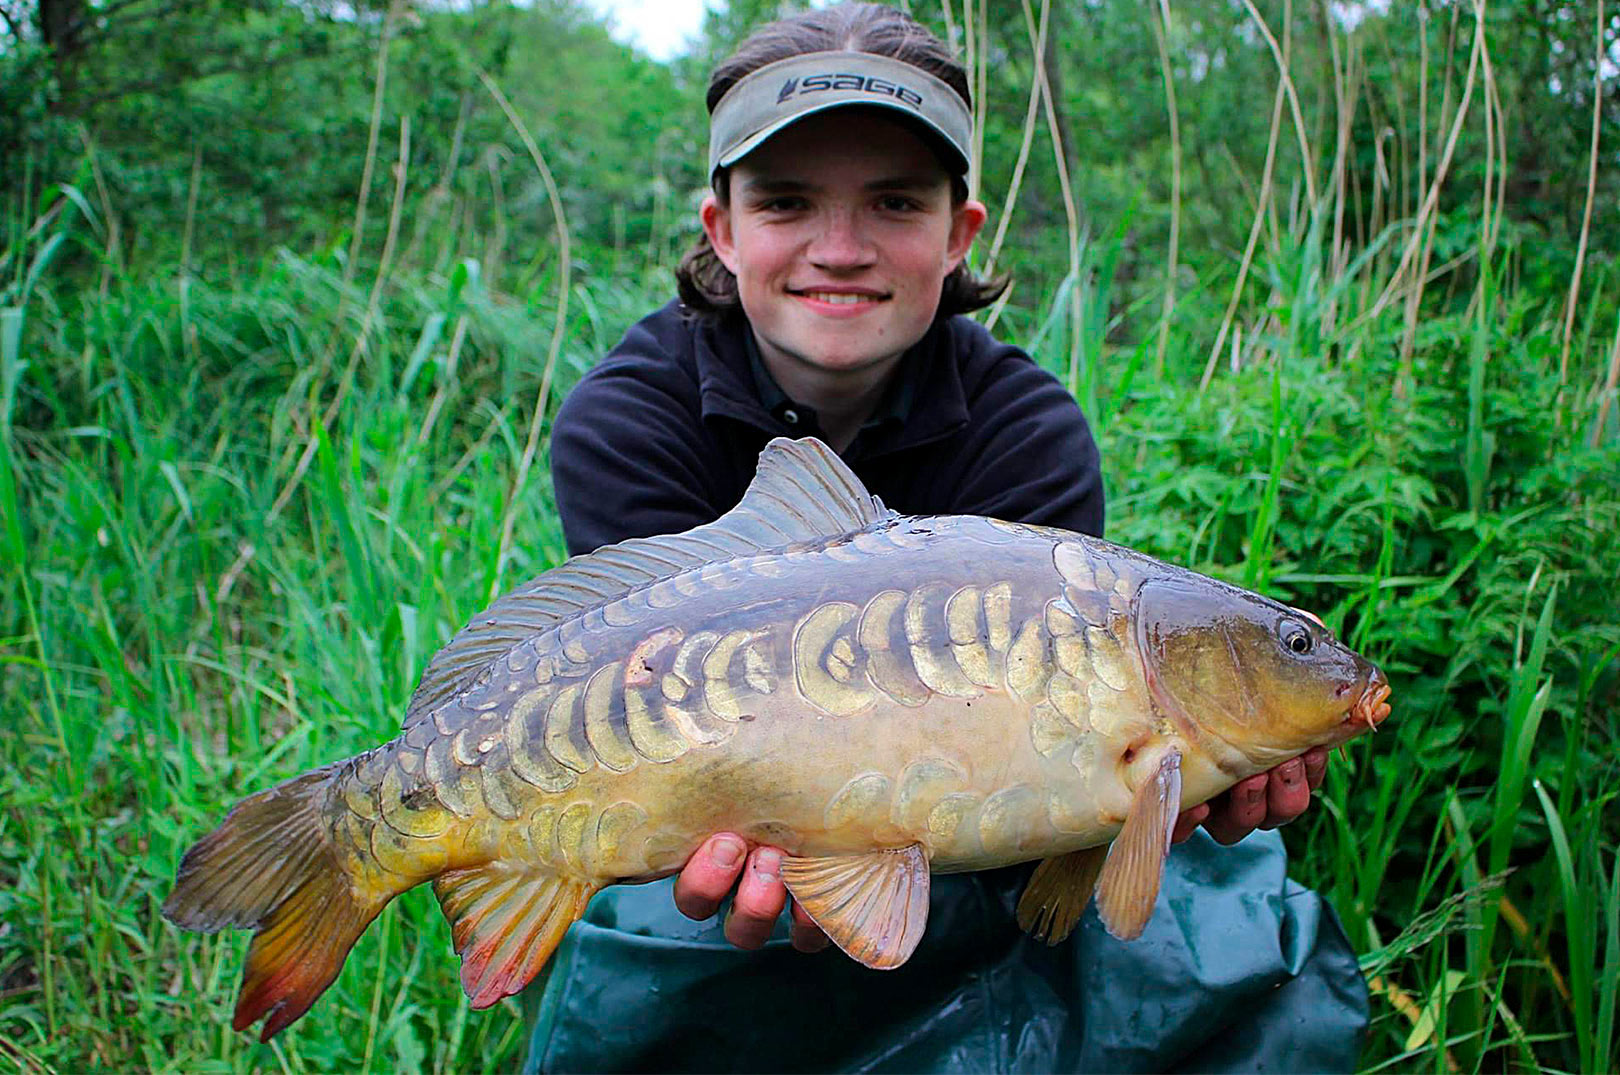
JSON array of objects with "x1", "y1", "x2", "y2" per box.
[
  {"x1": 673, "y1": 835, "x2": 830, "y2": 952},
  {"x1": 1172, "y1": 745, "x2": 1328, "y2": 844},
  {"x1": 677, "y1": 745, "x2": 1329, "y2": 953}
]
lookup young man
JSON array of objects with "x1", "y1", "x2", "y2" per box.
[{"x1": 531, "y1": 5, "x2": 1364, "y2": 1071}]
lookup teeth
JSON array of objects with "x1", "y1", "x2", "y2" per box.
[{"x1": 801, "y1": 291, "x2": 879, "y2": 305}]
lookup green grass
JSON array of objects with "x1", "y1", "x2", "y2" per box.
[{"x1": 2, "y1": 178, "x2": 1618, "y2": 1073}]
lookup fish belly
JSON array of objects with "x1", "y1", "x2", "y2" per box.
[{"x1": 496, "y1": 685, "x2": 1138, "y2": 883}]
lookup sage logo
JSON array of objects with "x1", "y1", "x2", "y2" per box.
[{"x1": 777, "y1": 72, "x2": 925, "y2": 109}]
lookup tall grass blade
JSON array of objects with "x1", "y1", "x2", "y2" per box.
[
  {"x1": 1597, "y1": 850, "x2": 1618, "y2": 1075},
  {"x1": 1531, "y1": 779, "x2": 1590, "y2": 1067},
  {"x1": 1464, "y1": 262, "x2": 1491, "y2": 515}
]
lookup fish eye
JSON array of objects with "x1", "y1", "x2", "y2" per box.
[{"x1": 1280, "y1": 621, "x2": 1314, "y2": 655}]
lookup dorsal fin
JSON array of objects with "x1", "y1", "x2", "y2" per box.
[{"x1": 404, "y1": 437, "x2": 893, "y2": 727}]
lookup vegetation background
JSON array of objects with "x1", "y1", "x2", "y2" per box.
[{"x1": 2, "y1": 0, "x2": 1617, "y2": 1070}]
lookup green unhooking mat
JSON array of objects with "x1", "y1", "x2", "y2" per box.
[{"x1": 521, "y1": 829, "x2": 1367, "y2": 1073}]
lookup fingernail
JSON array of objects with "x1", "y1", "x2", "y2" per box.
[
  {"x1": 1281, "y1": 763, "x2": 1302, "y2": 787},
  {"x1": 711, "y1": 837, "x2": 744, "y2": 868},
  {"x1": 754, "y1": 848, "x2": 781, "y2": 883},
  {"x1": 1246, "y1": 786, "x2": 1265, "y2": 806}
]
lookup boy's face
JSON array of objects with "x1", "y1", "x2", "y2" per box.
[{"x1": 701, "y1": 110, "x2": 986, "y2": 384}]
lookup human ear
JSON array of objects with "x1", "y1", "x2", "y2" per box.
[
  {"x1": 945, "y1": 198, "x2": 989, "y2": 270},
  {"x1": 700, "y1": 194, "x2": 741, "y2": 275}
]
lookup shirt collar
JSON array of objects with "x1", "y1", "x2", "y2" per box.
[
  {"x1": 692, "y1": 308, "x2": 969, "y2": 459},
  {"x1": 742, "y1": 329, "x2": 919, "y2": 436}
]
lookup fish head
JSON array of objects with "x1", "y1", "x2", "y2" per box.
[{"x1": 1134, "y1": 577, "x2": 1392, "y2": 765}]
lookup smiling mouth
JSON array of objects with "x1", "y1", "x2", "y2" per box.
[{"x1": 792, "y1": 289, "x2": 890, "y2": 305}]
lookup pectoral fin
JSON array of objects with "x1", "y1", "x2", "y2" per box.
[
  {"x1": 779, "y1": 844, "x2": 930, "y2": 970},
  {"x1": 1095, "y1": 748, "x2": 1181, "y2": 941},
  {"x1": 1016, "y1": 845, "x2": 1107, "y2": 944}
]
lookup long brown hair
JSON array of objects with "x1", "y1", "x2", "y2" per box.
[{"x1": 676, "y1": 2, "x2": 1007, "y2": 318}]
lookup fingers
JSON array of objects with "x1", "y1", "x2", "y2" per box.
[
  {"x1": 675, "y1": 835, "x2": 822, "y2": 954},
  {"x1": 673, "y1": 833, "x2": 747, "y2": 921},
  {"x1": 1197, "y1": 750, "x2": 1328, "y2": 844},
  {"x1": 1170, "y1": 803, "x2": 1210, "y2": 844},
  {"x1": 723, "y1": 847, "x2": 787, "y2": 950},
  {"x1": 1201, "y1": 774, "x2": 1269, "y2": 845},
  {"x1": 1260, "y1": 756, "x2": 1311, "y2": 829},
  {"x1": 790, "y1": 899, "x2": 830, "y2": 953},
  {"x1": 1302, "y1": 745, "x2": 1328, "y2": 791}
]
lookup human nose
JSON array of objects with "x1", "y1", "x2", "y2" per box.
[{"x1": 805, "y1": 209, "x2": 876, "y2": 270}]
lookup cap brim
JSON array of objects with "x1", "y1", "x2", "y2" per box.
[
  {"x1": 718, "y1": 99, "x2": 969, "y2": 176},
  {"x1": 708, "y1": 52, "x2": 974, "y2": 181}
]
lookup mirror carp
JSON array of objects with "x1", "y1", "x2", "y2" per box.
[{"x1": 164, "y1": 437, "x2": 1392, "y2": 1041}]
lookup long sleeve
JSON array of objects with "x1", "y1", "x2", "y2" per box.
[
  {"x1": 942, "y1": 349, "x2": 1103, "y2": 536},
  {"x1": 549, "y1": 324, "x2": 729, "y2": 557}
]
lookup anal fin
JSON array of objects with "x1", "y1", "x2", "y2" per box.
[
  {"x1": 1095, "y1": 749, "x2": 1181, "y2": 941},
  {"x1": 432, "y1": 864, "x2": 597, "y2": 1009},
  {"x1": 779, "y1": 844, "x2": 930, "y2": 970},
  {"x1": 1016, "y1": 845, "x2": 1107, "y2": 944}
]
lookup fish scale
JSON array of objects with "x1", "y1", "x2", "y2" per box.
[
  {"x1": 163, "y1": 437, "x2": 1392, "y2": 1042},
  {"x1": 394, "y1": 544, "x2": 1135, "y2": 876},
  {"x1": 328, "y1": 519, "x2": 1264, "y2": 882}
]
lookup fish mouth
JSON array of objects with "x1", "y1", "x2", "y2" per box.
[{"x1": 1345, "y1": 667, "x2": 1392, "y2": 732}]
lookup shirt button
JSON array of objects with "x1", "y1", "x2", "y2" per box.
[{"x1": 781, "y1": 409, "x2": 799, "y2": 425}]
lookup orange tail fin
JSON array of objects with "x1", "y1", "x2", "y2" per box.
[{"x1": 162, "y1": 765, "x2": 388, "y2": 1041}]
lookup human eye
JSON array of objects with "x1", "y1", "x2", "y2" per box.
[
  {"x1": 756, "y1": 195, "x2": 809, "y2": 212},
  {"x1": 877, "y1": 194, "x2": 923, "y2": 213}
]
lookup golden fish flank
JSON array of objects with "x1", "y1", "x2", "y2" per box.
[{"x1": 163, "y1": 437, "x2": 1394, "y2": 1042}]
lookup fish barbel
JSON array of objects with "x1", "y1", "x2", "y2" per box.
[{"x1": 163, "y1": 437, "x2": 1392, "y2": 1040}]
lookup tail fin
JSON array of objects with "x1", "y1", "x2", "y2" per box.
[{"x1": 163, "y1": 765, "x2": 388, "y2": 1041}]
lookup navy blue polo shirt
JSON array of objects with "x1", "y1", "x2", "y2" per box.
[{"x1": 549, "y1": 300, "x2": 1104, "y2": 557}]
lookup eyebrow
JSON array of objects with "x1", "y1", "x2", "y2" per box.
[
  {"x1": 738, "y1": 178, "x2": 812, "y2": 196},
  {"x1": 864, "y1": 175, "x2": 942, "y2": 192},
  {"x1": 737, "y1": 174, "x2": 945, "y2": 196}
]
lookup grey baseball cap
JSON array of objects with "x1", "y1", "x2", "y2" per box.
[{"x1": 708, "y1": 50, "x2": 973, "y2": 181}]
